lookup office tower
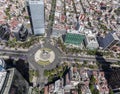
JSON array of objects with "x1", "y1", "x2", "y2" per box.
[
  {"x1": 27, "y1": 0, "x2": 45, "y2": 35},
  {"x1": 0, "y1": 58, "x2": 29, "y2": 94},
  {"x1": 0, "y1": 68, "x2": 29, "y2": 94},
  {"x1": 18, "y1": 24, "x2": 28, "y2": 41},
  {"x1": 98, "y1": 32, "x2": 120, "y2": 50},
  {"x1": 0, "y1": 24, "x2": 10, "y2": 40}
]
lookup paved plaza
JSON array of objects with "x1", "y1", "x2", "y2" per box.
[{"x1": 34, "y1": 48, "x2": 55, "y2": 65}]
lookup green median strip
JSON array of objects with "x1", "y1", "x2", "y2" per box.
[{"x1": 37, "y1": 60, "x2": 50, "y2": 66}]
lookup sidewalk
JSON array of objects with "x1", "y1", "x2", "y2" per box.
[
  {"x1": 0, "y1": 55, "x2": 9, "y2": 59},
  {"x1": 2, "y1": 47, "x2": 29, "y2": 51}
]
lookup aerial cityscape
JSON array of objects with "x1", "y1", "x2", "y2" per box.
[{"x1": 0, "y1": 0, "x2": 120, "y2": 94}]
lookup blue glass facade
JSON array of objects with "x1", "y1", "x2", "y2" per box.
[
  {"x1": 97, "y1": 32, "x2": 119, "y2": 49},
  {"x1": 27, "y1": 0, "x2": 45, "y2": 35}
]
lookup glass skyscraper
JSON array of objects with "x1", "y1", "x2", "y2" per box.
[{"x1": 27, "y1": 0, "x2": 45, "y2": 35}]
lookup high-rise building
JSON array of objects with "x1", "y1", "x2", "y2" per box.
[
  {"x1": 0, "y1": 68, "x2": 29, "y2": 94},
  {"x1": 0, "y1": 59, "x2": 29, "y2": 94},
  {"x1": 0, "y1": 24, "x2": 10, "y2": 40},
  {"x1": 98, "y1": 32, "x2": 120, "y2": 50},
  {"x1": 18, "y1": 24, "x2": 28, "y2": 41},
  {"x1": 27, "y1": 0, "x2": 45, "y2": 35}
]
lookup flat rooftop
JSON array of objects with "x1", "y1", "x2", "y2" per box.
[
  {"x1": 65, "y1": 33, "x2": 85, "y2": 45},
  {"x1": 0, "y1": 59, "x2": 5, "y2": 68},
  {"x1": 28, "y1": 0, "x2": 44, "y2": 3},
  {"x1": 28, "y1": 0, "x2": 41, "y2": 1}
]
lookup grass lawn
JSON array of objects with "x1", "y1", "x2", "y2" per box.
[
  {"x1": 29, "y1": 70, "x2": 39, "y2": 82},
  {"x1": 29, "y1": 70, "x2": 34, "y2": 82},
  {"x1": 37, "y1": 60, "x2": 50, "y2": 66}
]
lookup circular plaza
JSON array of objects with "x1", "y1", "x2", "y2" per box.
[{"x1": 34, "y1": 48, "x2": 55, "y2": 66}]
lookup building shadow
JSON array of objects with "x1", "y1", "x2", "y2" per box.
[
  {"x1": 15, "y1": 59, "x2": 29, "y2": 83},
  {"x1": 96, "y1": 52, "x2": 120, "y2": 94},
  {"x1": 4, "y1": 58, "x2": 29, "y2": 94},
  {"x1": 62, "y1": 34, "x2": 66, "y2": 42},
  {"x1": 95, "y1": 51, "x2": 111, "y2": 70},
  {"x1": 104, "y1": 67, "x2": 120, "y2": 93},
  {"x1": 5, "y1": 58, "x2": 30, "y2": 84},
  {"x1": 95, "y1": 51, "x2": 120, "y2": 93},
  {"x1": 5, "y1": 59, "x2": 14, "y2": 68}
]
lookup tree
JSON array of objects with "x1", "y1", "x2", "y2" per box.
[
  {"x1": 89, "y1": 84, "x2": 94, "y2": 93},
  {"x1": 58, "y1": 66, "x2": 63, "y2": 71},
  {"x1": 92, "y1": 89, "x2": 99, "y2": 94},
  {"x1": 114, "y1": 7, "x2": 120, "y2": 16},
  {"x1": 84, "y1": 60, "x2": 87, "y2": 65},
  {"x1": 40, "y1": 89, "x2": 44, "y2": 94},
  {"x1": 87, "y1": 49, "x2": 97, "y2": 55},
  {"x1": 51, "y1": 69, "x2": 56, "y2": 74},
  {"x1": 89, "y1": 84, "x2": 99, "y2": 94},
  {"x1": 100, "y1": 24, "x2": 108, "y2": 30},
  {"x1": 34, "y1": 70, "x2": 39, "y2": 77},
  {"x1": 24, "y1": 16, "x2": 29, "y2": 19},
  {"x1": 109, "y1": 88, "x2": 114, "y2": 94},
  {"x1": 88, "y1": 22, "x2": 92, "y2": 27},
  {"x1": 44, "y1": 70, "x2": 49, "y2": 77},
  {"x1": 78, "y1": 84, "x2": 82, "y2": 94},
  {"x1": 77, "y1": 64, "x2": 82, "y2": 69},
  {"x1": 90, "y1": 75, "x2": 96, "y2": 84}
]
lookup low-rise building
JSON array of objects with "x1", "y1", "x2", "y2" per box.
[
  {"x1": 54, "y1": 79, "x2": 64, "y2": 94},
  {"x1": 85, "y1": 36, "x2": 99, "y2": 49},
  {"x1": 44, "y1": 79, "x2": 64, "y2": 94},
  {"x1": 51, "y1": 29, "x2": 66, "y2": 38},
  {"x1": 93, "y1": 71, "x2": 109, "y2": 94},
  {"x1": 64, "y1": 33, "x2": 85, "y2": 49},
  {"x1": 79, "y1": 69, "x2": 91, "y2": 94},
  {"x1": 65, "y1": 67, "x2": 91, "y2": 94},
  {"x1": 48, "y1": 83, "x2": 55, "y2": 94},
  {"x1": 70, "y1": 67, "x2": 80, "y2": 86}
]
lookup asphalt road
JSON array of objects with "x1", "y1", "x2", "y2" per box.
[
  {"x1": 27, "y1": 38, "x2": 63, "y2": 85},
  {"x1": 0, "y1": 0, "x2": 120, "y2": 86},
  {"x1": 61, "y1": 55, "x2": 120, "y2": 63},
  {"x1": 0, "y1": 45, "x2": 120, "y2": 86},
  {"x1": 0, "y1": 49, "x2": 27, "y2": 57}
]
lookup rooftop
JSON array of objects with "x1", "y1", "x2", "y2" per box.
[
  {"x1": 0, "y1": 59, "x2": 5, "y2": 68},
  {"x1": 65, "y1": 33, "x2": 85, "y2": 45},
  {"x1": 0, "y1": 67, "x2": 6, "y2": 92},
  {"x1": 28, "y1": 0, "x2": 44, "y2": 4},
  {"x1": 98, "y1": 32, "x2": 120, "y2": 49}
]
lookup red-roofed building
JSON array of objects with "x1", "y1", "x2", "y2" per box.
[{"x1": 44, "y1": 86, "x2": 48, "y2": 94}]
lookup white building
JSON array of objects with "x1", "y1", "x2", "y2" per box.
[
  {"x1": 84, "y1": 29, "x2": 99, "y2": 49},
  {"x1": 0, "y1": 58, "x2": 6, "y2": 68},
  {"x1": 53, "y1": 79, "x2": 64, "y2": 94},
  {"x1": 0, "y1": 66, "x2": 7, "y2": 92}
]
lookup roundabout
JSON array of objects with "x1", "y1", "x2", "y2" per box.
[
  {"x1": 27, "y1": 39, "x2": 62, "y2": 70},
  {"x1": 34, "y1": 48, "x2": 55, "y2": 66},
  {"x1": 27, "y1": 38, "x2": 63, "y2": 84}
]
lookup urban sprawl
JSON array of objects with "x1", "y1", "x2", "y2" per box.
[{"x1": 0, "y1": 0, "x2": 120, "y2": 94}]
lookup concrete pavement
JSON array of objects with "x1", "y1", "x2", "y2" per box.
[
  {"x1": 0, "y1": 43, "x2": 120, "y2": 86},
  {"x1": 61, "y1": 55, "x2": 120, "y2": 63}
]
